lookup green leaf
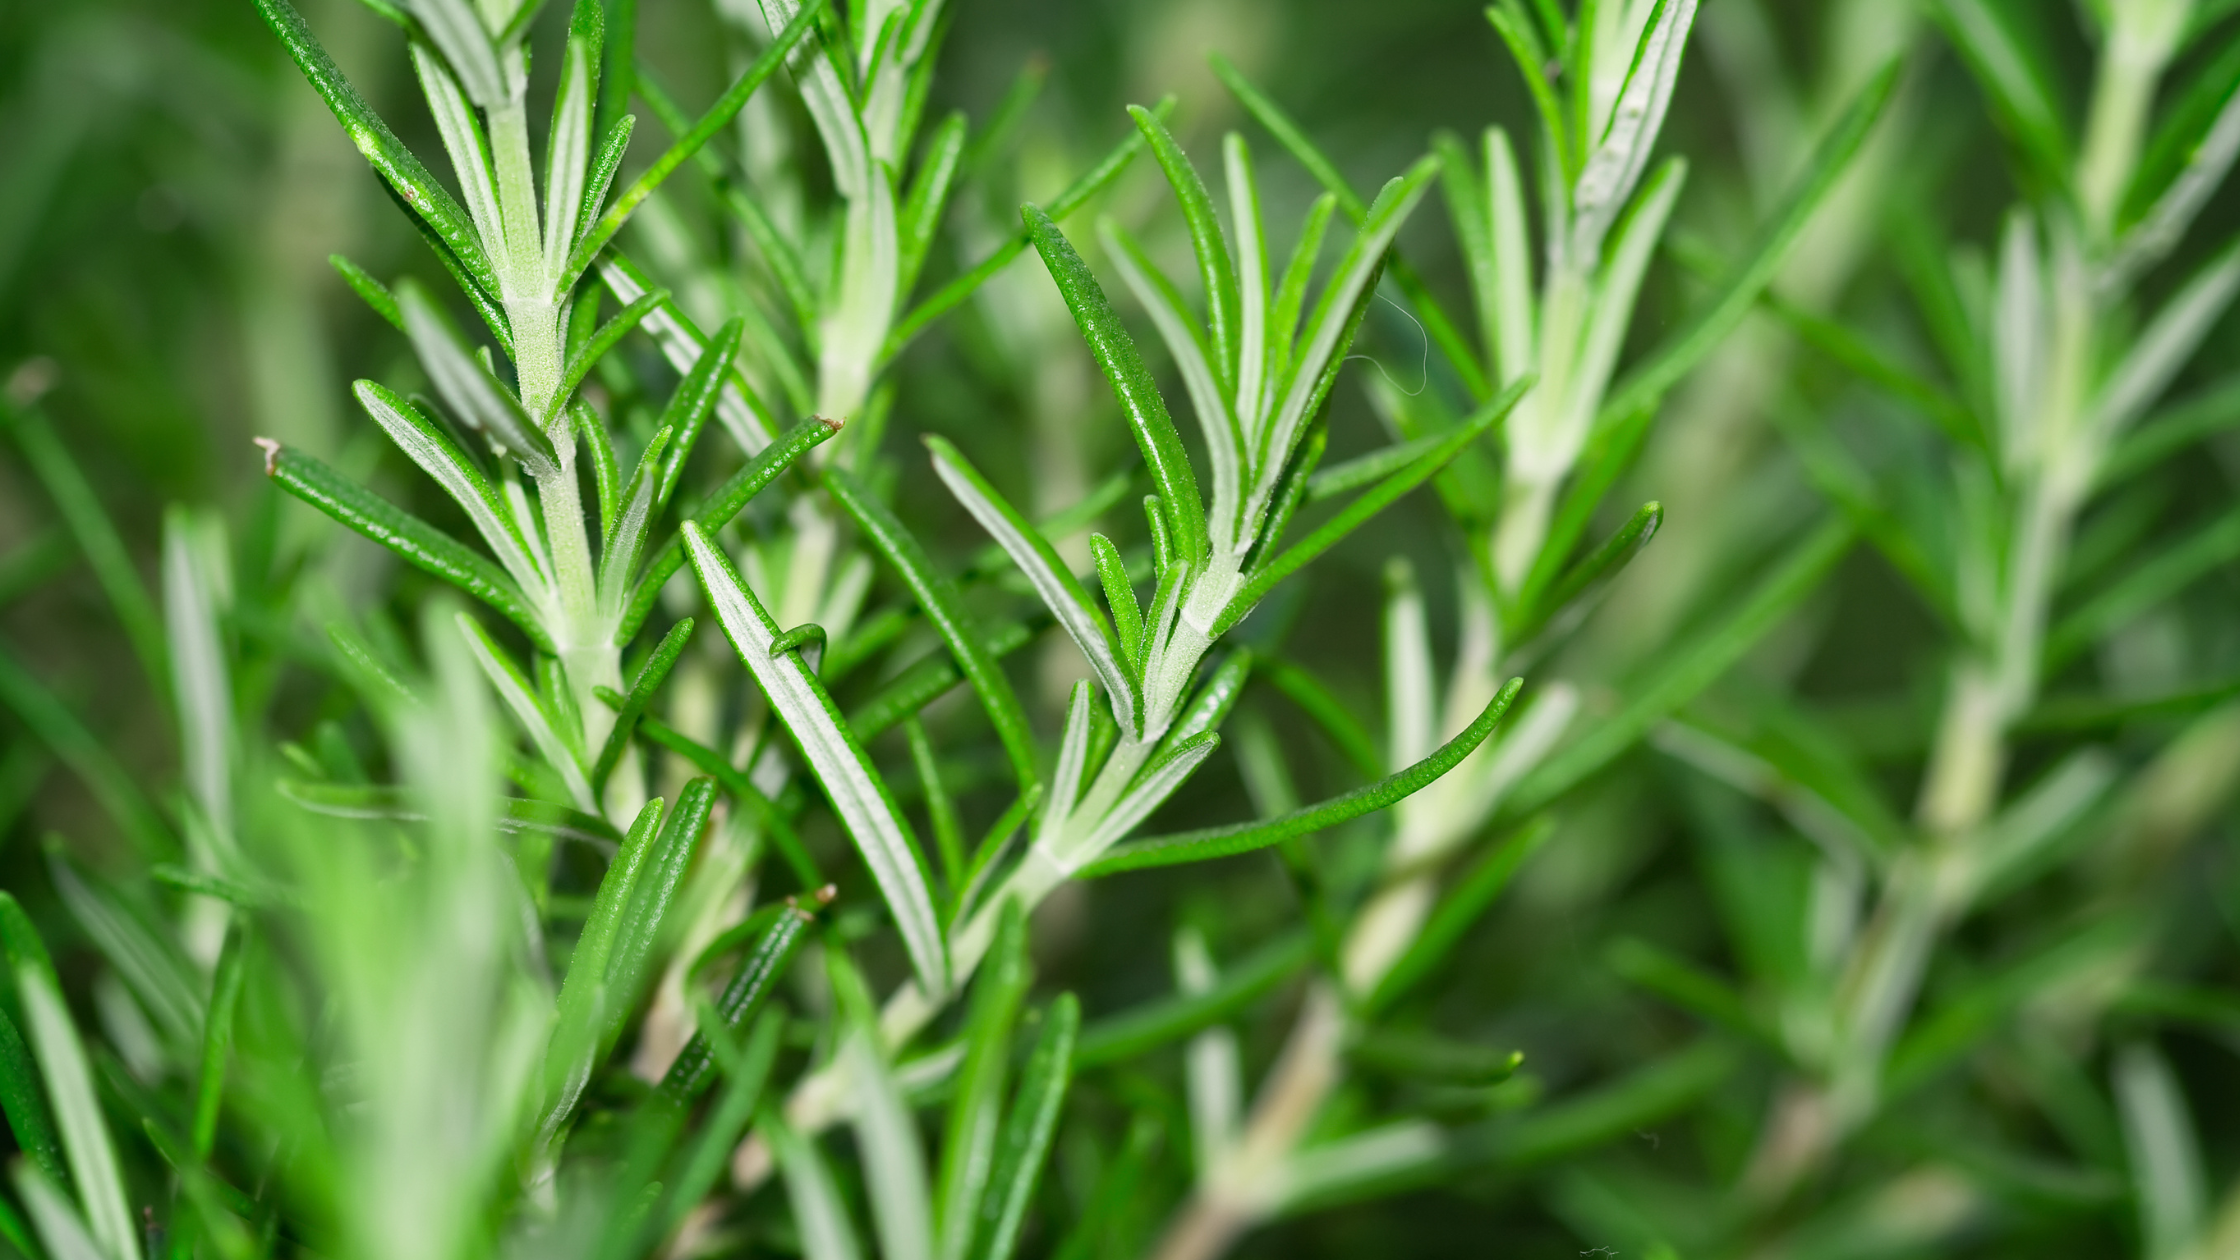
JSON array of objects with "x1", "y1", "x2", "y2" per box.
[
  {"x1": 408, "y1": 0, "x2": 505, "y2": 105},
  {"x1": 1605, "y1": 936, "x2": 1768, "y2": 1045},
  {"x1": 354, "y1": 379, "x2": 549, "y2": 592},
  {"x1": 1601, "y1": 60, "x2": 1900, "y2": 423},
  {"x1": 8, "y1": 922, "x2": 138, "y2": 1260},
  {"x1": 1568, "y1": 0, "x2": 1697, "y2": 259},
  {"x1": 540, "y1": 795, "x2": 665, "y2": 1141},
  {"x1": 1215, "y1": 377, "x2": 1530, "y2": 638},
  {"x1": 2116, "y1": 1041, "x2": 2207, "y2": 1260},
  {"x1": 1268, "y1": 193, "x2": 1337, "y2": 389},
  {"x1": 567, "y1": 0, "x2": 829, "y2": 283},
  {"x1": 644, "y1": 1011, "x2": 782, "y2": 1253},
  {"x1": 1086, "y1": 678, "x2": 1521, "y2": 875},
  {"x1": 1304, "y1": 438, "x2": 1446, "y2": 506},
  {"x1": 1025, "y1": 204, "x2": 1208, "y2": 571},
  {"x1": 766, "y1": 1104, "x2": 868, "y2": 1260},
  {"x1": 904, "y1": 717, "x2": 967, "y2": 891},
  {"x1": 252, "y1": 0, "x2": 500, "y2": 301},
  {"x1": 329, "y1": 253, "x2": 405, "y2": 332},
  {"x1": 2093, "y1": 237, "x2": 2240, "y2": 440},
  {"x1": 1208, "y1": 55, "x2": 1488, "y2": 402},
  {"x1": 603, "y1": 777, "x2": 715, "y2": 1039},
  {"x1": 685, "y1": 523, "x2": 949, "y2": 996},
  {"x1": 937, "y1": 901, "x2": 1030, "y2": 1260},
  {"x1": 1484, "y1": 6, "x2": 1570, "y2": 178},
  {"x1": 1129, "y1": 105, "x2": 1240, "y2": 392},
  {"x1": 974, "y1": 992, "x2": 1079, "y2": 1260},
  {"x1": 596, "y1": 424, "x2": 674, "y2": 617},
  {"x1": 0, "y1": 1005, "x2": 65, "y2": 1187},
  {"x1": 2116, "y1": 34, "x2": 2240, "y2": 268},
  {"x1": 1457, "y1": 1041, "x2": 1735, "y2": 1171},
  {"x1": 262, "y1": 441, "x2": 553, "y2": 651},
  {"x1": 723, "y1": 183, "x2": 821, "y2": 338},
  {"x1": 1074, "y1": 930, "x2": 1311, "y2": 1067},
  {"x1": 952, "y1": 783, "x2": 1042, "y2": 928},
  {"x1": 845, "y1": 620, "x2": 1038, "y2": 744},
  {"x1": 660, "y1": 902, "x2": 818, "y2": 1104},
  {"x1": 544, "y1": 0, "x2": 604, "y2": 277},
  {"x1": 579, "y1": 113, "x2": 636, "y2": 251},
  {"x1": 1099, "y1": 216, "x2": 1245, "y2": 540},
  {"x1": 591, "y1": 617, "x2": 693, "y2": 794},
  {"x1": 826, "y1": 468, "x2": 1041, "y2": 794},
  {"x1": 1514, "y1": 500, "x2": 1662, "y2": 644},
  {"x1": 600, "y1": 252, "x2": 781, "y2": 452},
  {"x1": 1256, "y1": 157, "x2": 1441, "y2": 501},
  {"x1": 1090, "y1": 534, "x2": 1143, "y2": 666},
  {"x1": 458, "y1": 614, "x2": 595, "y2": 809},
  {"x1": 1346, "y1": 1029, "x2": 1521, "y2": 1086},
  {"x1": 620, "y1": 413, "x2": 839, "y2": 643},
  {"x1": 1366, "y1": 815, "x2": 1553, "y2": 1012},
  {"x1": 926, "y1": 436, "x2": 1136, "y2": 734},
  {"x1": 1505, "y1": 518, "x2": 1853, "y2": 817},
  {"x1": 12, "y1": 1159, "x2": 110, "y2": 1260},
  {"x1": 900, "y1": 111, "x2": 967, "y2": 298},
  {"x1": 46, "y1": 854, "x2": 200, "y2": 1048},
  {"x1": 2100, "y1": 373, "x2": 2240, "y2": 486},
  {"x1": 1767, "y1": 292, "x2": 1989, "y2": 453}
]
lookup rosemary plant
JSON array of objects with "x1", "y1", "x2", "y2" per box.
[
  {"x1": 1685, "y1": 0, "x2": 2240, "y2": 1220},
  {"x1": 5, "y1": 0, "x2": 2240, "y2": 1257}
]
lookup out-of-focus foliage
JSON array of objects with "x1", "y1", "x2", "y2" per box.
[{"x1": 0, "y1": 0, "x2": 2237, "y2": 1258}]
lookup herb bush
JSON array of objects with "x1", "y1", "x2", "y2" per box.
[{"x1": 0, "y1": 0, "x2": 2238, "y2": 1256}]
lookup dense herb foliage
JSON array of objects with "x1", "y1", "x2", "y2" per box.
[{"x1": 0, "y1": 1, "x2": 2238, "y2": 1257}]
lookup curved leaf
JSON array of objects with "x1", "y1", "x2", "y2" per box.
[{"x1": 1085, "y1": 678, "x2": 1522, "y2": 875}]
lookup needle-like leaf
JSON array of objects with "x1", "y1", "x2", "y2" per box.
[
  {"x1": 260, "y1": 441, "x2": 553, "y2": 652},
  {"x1": 1084, "y1": 679, "x2": 1520, "y2": 876},
  {"x1": 590, "y1": 617, "x2": 693, "y2": 793},
  {"x1": 684, "y1": 522, "x2": 949, "y2": 995},
  {"x1": 937, "y1": 901, "x2": 1030, "y2": 1260},
  {"x1": 603, "y1": 777, "x2": 716, "y2": 1038},
  {"x1": 653, "y1": 317, "x2": 747, "y2": 508},
  {"x1": 540, "y1": 796, "x2": 665, "y2": 1140},
  {"x1": 4, "y1": 898, "x2": 138, "y2": 1260},
  {"x1": 973, "y1": 993, "x2": 1079, "y2": 1260},
  {"x1": 927, "y1": 435, "x2": 1137, "y2": 734},
  {"x1": 1129, "y1": 104, "x2": 1240, "y2": 392},
  {"x1": 1026, "y1": 204, "x2": 1207, "y2": 568},
  {"x1": 355, "y1": 380, "x2": 548, "y2": 591},
  {"x1": 556, "y1": 287, "x2": 666, "y2": 416},
  {"x1": 458, "y1": 613, "x2": 595, "y2": 810},
  {"x1": 253, "y1": 0, "x2": 500, "y2": 301}
]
